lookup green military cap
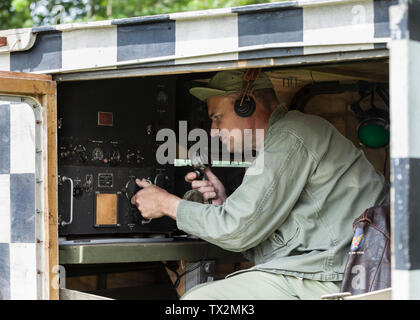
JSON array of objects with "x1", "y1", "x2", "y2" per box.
[{"x1": 189, "y1": 70, "x2": 273, "y2": 102}]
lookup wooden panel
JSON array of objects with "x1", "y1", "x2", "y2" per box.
[
  {"x1": 0, "y1": 71, "x2": 52, "y2": 81},
  {"x1": 107, "y1": 270, "x2": 157, "y2": 288},
  {"x1": 96, "y1": 193, "x2": 118, "y2": 225},
  {"x1": 66, "y1": 275, "x2": 98, "y2": 292},
  {"x1": 0, "y1": 71, "x2": 58, "y2": 299},
  {"x1": 267, "y1": 61, "x2": 388, "y2": 84},
  {"x1": 43, "y1": 93, "x2": 59, "y2": 300},
  {"x1": 0, "y1": 37, "x2": 7, "y2": 47},
  {"x1": 0, "y1": 75, "x2": 55, "y2": 95}
]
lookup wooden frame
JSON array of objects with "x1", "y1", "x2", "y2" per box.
[{"x1": 0, "y1": 71, "x2": 58, "y2": 300}]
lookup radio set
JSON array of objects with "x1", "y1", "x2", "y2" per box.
[
  {"x1": 57, "y1": 76, "x2": 178, "y2": 238},
  {"x1": 57, "y1": 73, "x2": 248, "y2": 239}
]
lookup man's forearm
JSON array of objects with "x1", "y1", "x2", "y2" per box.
[{"x1": 162, "y1": 194, "x2": 181, "y2": 220}]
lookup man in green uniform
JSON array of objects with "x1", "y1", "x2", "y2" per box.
[{"x1": 131, "y1": 70, "x2": 388, "y2": 299}]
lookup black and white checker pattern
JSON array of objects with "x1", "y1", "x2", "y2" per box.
[
  {"x1": 389, "y1": 0, "x2": 420, "y2": 299},
  {"x1": 2, "y1": 0, "x2": 418, "y2": 299},
  {"x1": 0, "y1": 0, "x2": 397, "y2": 74},
  {"x1": 0, "y1": 101, "x2": 38, "y2": 300}
]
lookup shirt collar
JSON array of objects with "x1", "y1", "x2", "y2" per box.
[{"x1": 267, "y1": 103, "x2": 288, "y2": 131}]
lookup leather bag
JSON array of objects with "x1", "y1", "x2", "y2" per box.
[{"x1": 340, "y1": 204, "x2": 391, "y2": 294}]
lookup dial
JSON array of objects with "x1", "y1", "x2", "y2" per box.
[
  {"x1": 92, "y1": 147, "x2": 104, "y2": 161},
  {"x1": 109, "y1": 147, "x2": 121, "y2": 164},
  {"x1": 73, "y1": 145, "x2": 87, "y2": 162},
  {"x1": 59, "y1": 146, "x2": 71, "y2": 159},
  {"x1": 127, "y1": 148, "x2": 144, "y2": 164}
]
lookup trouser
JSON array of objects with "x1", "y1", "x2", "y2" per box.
[{"x1": 181, "y1": 271, "x2": 341, "y2": 300}]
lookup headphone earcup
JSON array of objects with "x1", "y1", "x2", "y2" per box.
[
  {"x1": 357, "y1": 116, "x2": 389, "y2": 148},
  {"x1": 234, "y1": 96, "x2": 256, "y2": 117}
]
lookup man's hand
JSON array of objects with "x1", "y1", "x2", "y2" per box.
[
  {"x1": 130, "y1": 179, "x2": 180, "y2": 220},
  {"x1": 185, "y1": 168, "x2": 227, "y2": 205}
]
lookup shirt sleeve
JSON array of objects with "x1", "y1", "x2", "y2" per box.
[{"x1": 176, "y1": 130, "x2": 317, "y2": 252}]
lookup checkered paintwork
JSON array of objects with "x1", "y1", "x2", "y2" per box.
[
  {"x1": 0, "y1": 101, "x2": 38, "y2": 300},
  {"x1": 0, "y1": 0, "x2": 397, "y2": 74}
]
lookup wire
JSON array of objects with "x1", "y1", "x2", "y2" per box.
[
  {"x1": 163, "y1": 261, "x2": 180, "y2": 279},
  {"x1": 383, "y1": 147, "x2": 388, "y2": 176},
  {"x1": 173, "y1": 245, "x2": 209, "y2": 289},
  {"x1": 174, "y1": 261, "x2": 206, "y2": 289}
]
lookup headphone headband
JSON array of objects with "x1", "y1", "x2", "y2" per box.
[
  {"x1": 239, "y1": 68, "x2": 261, "y2": 104},
  {"x1": 234, "y1": 69, "x2": 261, "y2": 117}
]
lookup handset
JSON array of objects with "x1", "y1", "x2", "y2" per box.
[{"x1": 125, "y1": 177, "x2": 153, "y2": 224}]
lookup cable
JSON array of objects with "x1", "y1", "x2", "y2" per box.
[
  {"x1": 383, "y1": 147, "x2": 388, "y2": 176},
  {"x1": 174, "y1": 261, "x2": 205, "y2": 289},
  {"x1": 173, "y1": 245, "x2": 209, "y2": 289},
  {"x1": 163, "y1": 261, "x2": 180, "y2": 279}
]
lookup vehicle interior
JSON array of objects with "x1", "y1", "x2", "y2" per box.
[{"x1": 56, "y1": 58, "x2": 390, "y2": 299}]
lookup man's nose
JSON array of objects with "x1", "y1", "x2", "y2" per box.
[{"x1": 210, "y1": 122, "x2": 219, "y2": 137}]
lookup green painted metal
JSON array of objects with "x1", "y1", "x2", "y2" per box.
[{"x1": 59, "y1": 241, "x2": 244, "y2": 264}]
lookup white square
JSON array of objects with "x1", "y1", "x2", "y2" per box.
[
  {"x1": 303, "y1": 1, "x2": 374, "y2": 54},
  {"x1": 0, "y1": 174, "x2": 10, "y2": 243},
  {"x1": 390, "y1": 40, "x2": 420, "y2": 158},
  {"x1": 0, "y1": 52, "x2": 10, "y2": 71},
  {"x1": 10, "y1": 102, "x2": 35, "y2": 174},
  {"x1": 62, "y1": 27, "x2": 117, "y2": 71},
  {"x1": 9, "y1": 243, "x2": 37, "y2": 300},
  {"x1": 175, "y1": 14, "x2": 238, "y2": 64}
]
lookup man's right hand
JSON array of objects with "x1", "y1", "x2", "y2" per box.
[{"x1": 184, "y1": 168, "x2": 227, "y2": 205}]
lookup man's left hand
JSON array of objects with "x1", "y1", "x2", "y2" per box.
[{"x1": 130, "y1": 179, "x2": 180, "y2": 220}]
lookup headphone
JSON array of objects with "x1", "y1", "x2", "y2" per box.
[
  {"x1": 290, "y1": 80, "x2": 389, "y2": 149},
  {"x1": 350, "y1": 83, "x2": 389, "y2": 149},
  {"x1": 234, "y1": 69, "x2": 261, "y2": 117}
]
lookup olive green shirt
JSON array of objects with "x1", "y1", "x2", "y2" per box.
[{"x1": 176, "y1": 105, "x2": 388, "y2": 281}]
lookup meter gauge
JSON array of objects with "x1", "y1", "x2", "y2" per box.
[
  {"x1": 73, "y1": 144, "x2": 87, "y2": 163},
  {"x1": 109, "y1": 147, "x2": 121, "y2": 165},
  {"x1": 91, "y1": 146, "x2": 104, "y2": 161}
]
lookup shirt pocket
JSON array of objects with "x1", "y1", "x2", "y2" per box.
[{"x1": 257, "y1": 221, "x2": 301, "y2": 263}]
